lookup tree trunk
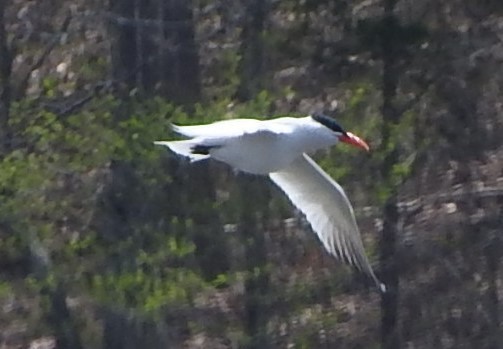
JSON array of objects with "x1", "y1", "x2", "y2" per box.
[
  {"x1": 379, "y1": 1, "x2": 400, "y2": 348},
  {"x1": 109, "y1": 0, "x2": 138, "y2": 89},
  {"x1": 109, "y1": 0, "x2": 200, "y2": 104},
  {"x1": 157, "y1": 0, "x2": 200, "y2": 104},
  {"x1": 379, "y1": 198, "x2": 399, "y2": 349},
  {"x1": 0, "y1": 0, "x2": 12, "y2": 153},
  {"x1": 42, "y1": 284, "x2": 83, "y2": 349},
  {"x1": 485, "y1": 225, "x2": 501, "y2": 349},
  {"x1": 30, "y1": 232, "x2": 83, "y2": 349},
  {"x1": 236, "y1": 0, "x2": 266, "y2": 101},
  {"x1": 185, "y1": 162, "x2": 229, "y2": 280},
  {"x1": 239, "y1": 177, "x2": 270, "y2": 349}
]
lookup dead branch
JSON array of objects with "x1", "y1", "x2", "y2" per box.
[{"x1": 13, "y1": 12, "x2": 72, "y2": 100}]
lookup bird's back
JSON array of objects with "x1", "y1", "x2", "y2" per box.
[{"x1": 205, "y1": 117, "x2": 337, "y2": 174}]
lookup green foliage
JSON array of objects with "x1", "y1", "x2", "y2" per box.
[
  {"x1": 2, "y1": 76, "x2": 421, "y2": 348},
  {"x1": 90, "y1": 267, "x2": 205, "y2": 312},
  {"x1": 41, "y1": 77, "x2": 59, "y2": 97},
  {"x1": 116, "y1": 98, "x2": 182, "y2": 161},
  {"x1": 207, "y1": 49, "x2": 241, "y2": 99},
  {"x1": 1, "y1": 88, "x2": 283, "y2": 322},
  {"x1": 211, "y1": 273, "x2": 229, "y2": 288},
  {"x1": 4, "y1": 80, "x2": 414, "y2": 346},
  {"x1": 0, "y1": 281, "x2": 12, "y2": 298},
  {"x1": 3, "y1": 96, "x2": 174, "y2": 289}
]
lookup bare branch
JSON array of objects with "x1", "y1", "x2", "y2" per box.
[
  {"x1": 396, "y1": 80, "x2": 433, "y2": 116},
  {"x1": 51, "y1": 53, "x2": 156, "y2": 116},
  {"x1": 14, "y1": 12, "x2": 72, "y2": 100},
  {"x1": 57, "y1": 81, "x2": 113, "y2": 117}
]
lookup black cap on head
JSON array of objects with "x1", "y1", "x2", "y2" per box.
[{"x1": 311, "y1": 113, "x2": 346, "y2": 134}]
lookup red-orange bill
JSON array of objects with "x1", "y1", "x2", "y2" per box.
[{"x1": 340, "y1": 132, "x2": 370, "y2": 151}]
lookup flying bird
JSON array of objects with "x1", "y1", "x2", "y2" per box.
[{"x1": 155, "y1": 113, "x2": 385, "y2": 292}]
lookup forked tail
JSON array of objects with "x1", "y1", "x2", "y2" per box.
[{"x1": 154, "y1": 140, "x2": 210, "y2": 162}]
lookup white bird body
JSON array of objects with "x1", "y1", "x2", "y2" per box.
[
  {"x1": 164, "y1": 117, "x2": 338, "y2": 174},
  {"x1": 155, "y1": 114, "x2": 385, "y2": 292}
]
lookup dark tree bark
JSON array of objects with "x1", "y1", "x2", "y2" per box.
[
  {"x1": 236, "y1": 0, "x2": 266, "y2": 101},
  {"x1": 157, "y1": 0, "x2": 201, "y2": 104},
  {"x1": 0, "y1": 0, "x2": 12, "y2": 153},
  {"x1": 484, "y1": 219, "x2": 501, "y2": 349},
  {"x1": 102, "y1": 307, "x2": 173, "y2": 349},
  {"x1": 379, "y1": 1, "x2": 400, "y2": 348},
  {"x1": 42, "y1": 284, "x2": 84, "y2": 349},
  {"x1": 109, "y1": 0, "x2": 138, "y2": 89},
  {"x1": 379, "y1": 199, "x2": 399, "y2": 349},
  {"x1": 29, "y1": 233, "x2": 83, "y2": 349},
  {"x1": 184, "y1": 162, "x2": 230, "y2": 280},
  {"x1": 109, "y1": 0, "x2": 200, "y2": 104},
  {"x1": 239, "y1": 177, "x2": 271, "y2": 349}
]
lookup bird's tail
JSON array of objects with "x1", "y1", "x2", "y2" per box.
[{"x1": 154, "y1": 140, "x2": 210, "y2": 162}]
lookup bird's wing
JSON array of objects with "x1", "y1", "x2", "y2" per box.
[
  {"x1": 171, "y1": 118, "x2": 291, "y2": 139},
  {"x1": 156, "y1": 119, "x2": 292, "y2": 164},
  {"x1": 269, "y1": 153, "x2": 385, "y2": 292}
]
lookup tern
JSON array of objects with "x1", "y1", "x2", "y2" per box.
[{"x1": 155, "y1": 113, "x2": 385, "y2": 292}]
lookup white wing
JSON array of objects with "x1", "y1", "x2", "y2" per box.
[
  {"x1": 155, "y1": 119, "x2": 267, "y2": 161},
  {"x1": 171, "y1": 118, "x2": 292, "y2": 139},
  {"x1": 269, "y1": 154, "x2": 385, "y2": 292},
  {"x1": 156, "y1": 118, "x2": 295, "y2": 167}
]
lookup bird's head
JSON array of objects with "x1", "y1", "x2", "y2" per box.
[{"x1": 312, "y1": 113, "x2": 370, "y2": 151}]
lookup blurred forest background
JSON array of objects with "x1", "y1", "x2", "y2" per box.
[{"x1": 0, "y1": 0, "x2": 503, "y2": 348}]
